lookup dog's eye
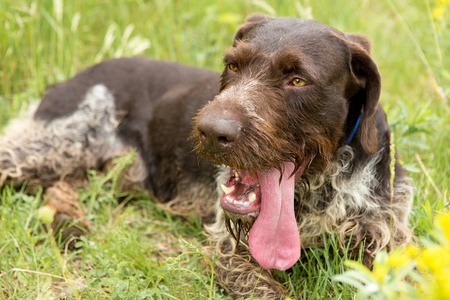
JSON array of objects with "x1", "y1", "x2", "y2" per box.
[
  {"x1": 228, "y1": 63, "x2": 238, "y2": 72},
  {"x1": 291, "y1": 78, "x2": 307, "y2": 86}
]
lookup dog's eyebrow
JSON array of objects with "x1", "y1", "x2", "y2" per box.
[
  {"x1": 223, "y1": 43, "x2": 265, "y2": 68},
  {"x1": 223, "y1": 52, "x2": 236, "y2": 65},
  {"x1": 272, "y1": 51, "x2": 317, "y2": 82}
]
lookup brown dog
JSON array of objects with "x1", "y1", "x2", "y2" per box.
[{"x1": 0, "y1": 15, "x2": 412, "y2": 298}]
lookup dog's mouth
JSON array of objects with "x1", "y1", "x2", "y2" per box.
[
  {"x1": 220, "y1": 169, "x2": 261, "y2": 215},
  {"x1": 219, "y1": 160, "x2": 308, "y2": 270}
]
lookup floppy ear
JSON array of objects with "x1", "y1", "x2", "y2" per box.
[
  {"x1": 345, "y1": 33, "x2": 381, "y2": 155},
  {"x1": 233, "y1": 14, "x2": 274, "y2": 46},
  {"x1": 346, "y1": 33, "x2": 372, "y2": 54}
]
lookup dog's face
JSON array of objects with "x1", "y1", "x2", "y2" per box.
[{"x1": 192, "y1": 15, "x2": 381, "y2": 270}]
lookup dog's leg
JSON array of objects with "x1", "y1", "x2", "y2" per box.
[
  {"x1": 43, "y1": 181, "x2": 91, "y2": 247},
  {"x1": 212, "y1": 239, "x2": 286, "y2": 299},
  {"x1": 1, "y1": 85, "x2": 130, "y2": 239},
  {"x1": 0, "y1": 113, "x2": 93, "y2": 189},
  {"x1": 0, "y1": 85, "x2": 127, "y2": 187},
  {"x1": 0, "y1": 112, "x2": 96, "y2": 242}
]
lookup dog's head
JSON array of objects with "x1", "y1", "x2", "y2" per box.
[{"x1": 192, "y1": 15, "x2": 381, "y2": 270}]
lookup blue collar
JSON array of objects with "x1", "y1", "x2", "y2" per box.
[{"x1": 346, "y1": 114, "x2": 362, "y2": 144}]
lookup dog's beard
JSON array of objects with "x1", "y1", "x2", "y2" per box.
[{"x1": 224, "y1": 211, "x2": 257, "y2": 244}]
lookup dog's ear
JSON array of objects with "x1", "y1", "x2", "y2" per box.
[
  {"x1": 233, "y1": 14, "x2": 274, "y2": 46},
  {"x1": 345, "y1": 34, "x2": 381, "y2": 155},
  {"x1": 346, "y1": 33, "x2": 372, "y2": 54}
]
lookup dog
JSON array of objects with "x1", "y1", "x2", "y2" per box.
[{"x1": 0, "y1": 15, "x2": 413, "y2": 299}]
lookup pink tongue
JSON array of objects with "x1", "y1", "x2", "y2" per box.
[{"x1": 249, "y1": 162, "x2": 300, "y2": 270}]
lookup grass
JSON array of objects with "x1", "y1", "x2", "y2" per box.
[{"x1": 0, "y1": 0, "x2": 448, "y2": 299}]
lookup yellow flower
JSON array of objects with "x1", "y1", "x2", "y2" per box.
[
  {"x1": 432, "y1": 0, "x2": 450, "y2": 19},
  {"x1": 387, "y1": 248, "x2": 411, "y2": 268},
  {"x1": 421, "y1": 268, "x2": 450, "y2": 300},
  {"x1": 404, "y1": 244, "x2": 421, "y2": 259},
  {"x1": 372, "y1": 263, "x2": 390, "y2": 281},
  {"x1": 436, "y1": 212, "x2": 450, "y2": 242},
  {"x1": 437, "y1": 0, "x2": 450, "y2": 5},
  {"x1": 433, "y1": 6, "x2": 444, "y2": 19},
  {"x1": 416, "y1": 246, "x2": 450, "y2": 275}
]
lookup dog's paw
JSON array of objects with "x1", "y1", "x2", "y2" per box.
[{"x1": 42, "y1": 181, "x2": 91, "y2": 248}]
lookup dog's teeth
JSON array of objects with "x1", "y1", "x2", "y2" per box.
[
  {"x1": 248, "y1": 192, "x2": 256, "y2": 202},
  {"x1": 221, "y1": 184, "x2": 235, "y2": 195},
  {"x1": 235, "y1": 170, "x2": 241, "y2": 179}
]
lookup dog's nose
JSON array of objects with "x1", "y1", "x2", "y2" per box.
[{"x1": 197, "y1": 115, "x2": 241, "y2": 150}]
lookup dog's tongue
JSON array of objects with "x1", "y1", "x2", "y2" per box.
[{"x1": 249, "y1": 162, "x2": 300, "y2": 270}]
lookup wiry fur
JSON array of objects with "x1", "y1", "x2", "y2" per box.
[
  {"x1": 297, "y1": 146, "x2": 412, "y2": 256},
  {"x1": 209, "y1": 146, "x2": 413, "y2": 279},
  {"x1": 205, "y1": 188, "x2": 286, "y2": 299},
  {"x1": 0, "y1": 85, "x2": 133, "y2": 188},
  {"x1": 162, "y1": 180, "x2": 217, "y2": 221}
]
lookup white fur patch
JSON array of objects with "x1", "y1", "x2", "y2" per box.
[
  {"x1": 299, "y1": 146, "x2": 412, "y2": 251},
  {"x1": 215, "y1": 78, "x2": 267, "y2": 123},
  {"x1": 309, "y1": 146, "x2": 382, "y2": 222},
  {"x1": 0, "y1": 84, "x2": 145, "y2": 187}
]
